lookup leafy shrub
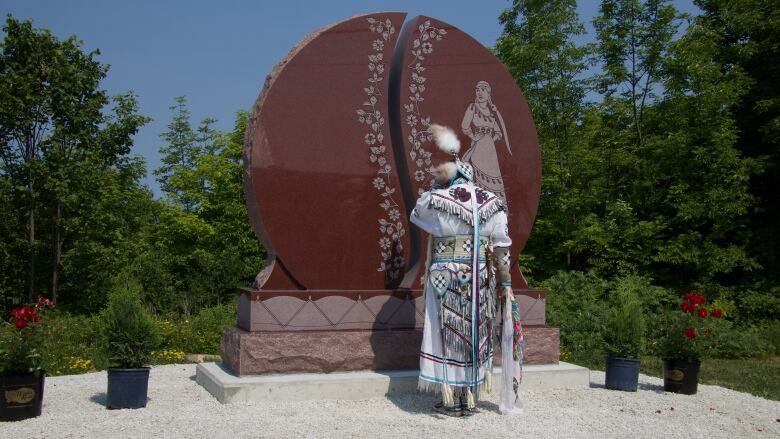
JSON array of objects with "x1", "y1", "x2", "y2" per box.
[
  {"x1": 40, "y1": 312, "x2": 105, "y2": 374},
  {"x1": 610, "y1": 275, "x2": 675, "y2": 356},
  {"x1": 543, "y1": 271, "x2": 608, "y2": 362},
  {"x1": 603, "y1": 276, "x2": 646, "y2": 358},
  {"x1": 100, "y1": 276, "x2": 161, "y2": 368},
  {"x1": 155, "y1": 299, "x2": 235, "y2": 354},
  {"x1": 710, "y1": 324, "x2": 772, "y2": 359},
  {"x1": 757, "y1": 321, "x2": 780, "y2": 355},
  {"x1": 732, "y1": 287, "x2": 780, "y2": 325}
]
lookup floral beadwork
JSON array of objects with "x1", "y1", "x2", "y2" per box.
[
  {"x1": 403, "y1": 20, "x2": 447, "y2": 196},
  {"x1": 357, "y1": 17, "x2": 405, "y2": 280},
  {"x1": 449, "y1": 186, "x2": 471, "y2": 202},
  {"x1": 475, "y1": 188, "x2": 490, "y2": 204}
]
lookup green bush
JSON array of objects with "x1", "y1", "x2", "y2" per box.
[
  {"x1": 40, "y1": 312, "x2": 105, "y2": 375},
  {"x1": 757, "y1": 321, "x2": 780, "y2": 355},
  {"x1": 543, "y1": 271, "x2": 608, "y2": 362},
  {"x1": 155, "y1": 299, "x2": 235, "y2": 354},
  {"x1": 710, "y1": 324, "x2": 772, "y2": 358},
  {"x1": 733, "y1": 287, "x2": 780, "y2": 326},
  {"x1": 603, "y1": 276, "x2": 646, "y2": 358},
  {"x1": 100, "y1": 276, "x2": 161, "y2": 368}
]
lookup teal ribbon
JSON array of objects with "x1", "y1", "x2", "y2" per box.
[{"x1": 469, "y1": 185, "x2": 480, "y2": 400}]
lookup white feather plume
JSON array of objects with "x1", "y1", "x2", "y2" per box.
[
  {"x1": 437, "y1": 162, "x2": 457, "y2": 180},
  {"x1": 429, "y1": 123, "x2": 460, "y2": 156}
]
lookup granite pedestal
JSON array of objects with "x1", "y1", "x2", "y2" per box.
[{"x1": 196, "y1": 361, "x2": 589, "y2": 404}]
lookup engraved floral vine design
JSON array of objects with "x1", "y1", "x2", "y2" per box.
[
  {"x1": 357, "y1": 17, "x2": 405, "y2": 280},
  {"x1": 403, "y1": 20, "x2": 447, "y2": 195}
]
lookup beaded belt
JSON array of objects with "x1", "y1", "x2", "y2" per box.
[{"x1": 431, "y1": 235, "x2": 490, "y2": 263}]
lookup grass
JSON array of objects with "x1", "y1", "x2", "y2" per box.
[{"x1": 569, "y1": 353, "x2": 780, "y2": 401}]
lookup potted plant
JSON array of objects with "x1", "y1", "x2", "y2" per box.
[
  {"x1": 602, "y1": 285, "x2": 645, "y2": 391},
  {"x1": 660, "y1": 290, "x2": 726, "y2": 394},
  {"x1": 0, "y1": 295, "x2": 55, "y2": 421},
  {"x1": 100, "y1": 277, "x2": 161, "y2": 409}
]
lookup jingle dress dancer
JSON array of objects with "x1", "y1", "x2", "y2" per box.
[{"x1": 410, "y1": 124, "x2": 525, "y2": 417}]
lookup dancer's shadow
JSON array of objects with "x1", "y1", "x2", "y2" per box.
[
  {"x1": 368, "y1": 290, "x2": 427, "y2": 414},
  {"x1": 384, "y1": 392, "x2": 441, "y2": 418},
  {"x1": 477, "y1": 399, "x2": 501, "y2": 414},
  {"x1": 369, "y1": 291, "x2": 421, "y2": 371}
]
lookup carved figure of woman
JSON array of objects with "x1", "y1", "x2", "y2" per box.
[{"x1": 461, "y1": 81, "x2": 511, "y2": 204}]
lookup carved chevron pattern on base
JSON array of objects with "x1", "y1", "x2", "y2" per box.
[{"x1": 237, "y1": 288, "x2": 546, "y2": 332}]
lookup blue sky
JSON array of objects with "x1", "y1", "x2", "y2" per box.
[{"x1": 2, "y1": 1, "x2": 698, "y2": 196}]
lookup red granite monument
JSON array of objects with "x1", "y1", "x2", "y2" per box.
[{"x1": 221, "y1": 12, "x2": 559, "y2": 375}]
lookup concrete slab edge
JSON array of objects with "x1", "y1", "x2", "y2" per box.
[{"x1": 196, "y1": 362, "x2": 590, "y2": 404}]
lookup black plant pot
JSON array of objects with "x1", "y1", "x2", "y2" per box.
[
  {"x1": 604, "y1": 355, "x2": 640, "y2": 391},
  {"x1": 0, "y1": 370, "x2": 45, "y2": 421},
  {"x1": 662, "y1": 358, "x2": 700, "y2": 395},
  {"x1": 107, "y1": 367, "x2": 150, "y2": 409}
]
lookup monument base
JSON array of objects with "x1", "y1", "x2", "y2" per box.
[
  {"x1": 196, "y1": 361, "x2": 589, "y2": 404},
  {"x1": 237, "y1": 288, "x2": 548, "y2": 331},
  {"x1": 221, "y1": 325, "x2": 560, "y2": 376}
]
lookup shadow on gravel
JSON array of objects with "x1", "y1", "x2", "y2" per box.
[
  {"x1": 89, "y1": 392, "x2": 107, "y2": 407},
  {"x1": 637, "y1": 382, "x2": 665, "y2": 393},
  {"x1": 385, "y1": 392, "x2": 441, "y2": 417},
  {"x1": 589, "y1": 381, "x2": 665, "y2": 394},
  {"x1": 476, "y1": 400, "x2": 502, "y2": 414},
  {"x1": 385, "y1": 392, "x2": 503, "y2": 417}
]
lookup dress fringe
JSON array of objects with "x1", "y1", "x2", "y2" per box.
[
  {"x1": 429, "y1": 194, "x2": 506, "y2": 226},
  {"x1": 417, "y1": 375, "x2": 495, "y2": 396}
]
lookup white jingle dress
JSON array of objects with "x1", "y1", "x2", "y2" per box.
[{"x1": 410, "y1": 182, "x2": 511, "y2": 399}]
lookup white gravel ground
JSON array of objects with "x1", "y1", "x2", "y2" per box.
[{"x1": 1, "y1": 364, "x2": 778, "y2": 438}]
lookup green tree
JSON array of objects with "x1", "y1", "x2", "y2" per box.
[
  {"x1": 695, "y1": 0, "x2": 780, "y2": 287},
  {"x1": 0, "y1": 16, "x2": 60, "y2": 301},
  {"x1": 54, "y1": 93, "x2": 152, "y2": 313},
  {"x1": 495, "y1": 0, "x2": 591, "y2": 277},
  {"x1": 0, "y1": 175, "x2": 24, "y2": 308},
  {"x1": 593, "y1": 0, "x2": 679, "y2": 144},
  {"x1": 497, "y1": 1, "x2": 760, "y2": 294},
  {"x1": 561, "y1": 0, "x2": 758, "y2": 288},
  {"x1": 154, "y1": 95, "x2": 209, "y2": 212},
  {"x1": 0, "y1": 16, "x2": 151, "y2": 310},
  {"x1": 646, "y1": 14, "x2": 759, "y2": 286},
  {"x1": 132, "y1": 107, "x2": 263, "y2": 315},
  {"x1": 42, "y1": 34, "x2": 108, "y2": 302}
]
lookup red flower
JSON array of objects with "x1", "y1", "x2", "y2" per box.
[
  {"x1": 711, "y1": 308, "x2": 723, "y2": 318},
  {"x1": 20, "y1": 307, "x2": 36, "y2": 320},
  {"x1": 683, "y1": 291, "x2": 706, "y2": 305},
  {"x1": 685, "y1": 327, "x2": 696, "y2": 340},
  {"x1": 680, "y1": 300, "x2": 696, "y2": 314},
  {"x1": 9, "y1": 306, "x2": 39, "y2": 322},
  {"x1": 698, "y1": 308, "x2": 708, "y2": 318},
  {"x1": 14, "y1": 318, "x2": 27, "y2": 330},
  {"x1": 36, "y1": 295, "x2": 54, "y2": 307}
]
